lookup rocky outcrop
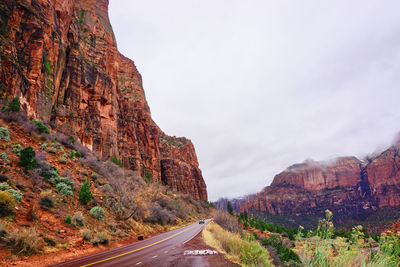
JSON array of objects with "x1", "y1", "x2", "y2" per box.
[
  {"x1": 0, "y1": 0, "x2": 207, "y2": 200},
  {"x1": 240, "y1": 143, "x2": 400, "y2": 225}
]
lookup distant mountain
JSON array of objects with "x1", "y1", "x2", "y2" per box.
[{"x1": 227, "y1": 139, "x2": 400, "y2": 230}]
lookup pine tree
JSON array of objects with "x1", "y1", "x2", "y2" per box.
[
  {"x1": 78, "y1": 178, "x2": 92, "y2": 205},
  {"x1": 227, "y1": 201, "x2": 234, "y2": 215}
]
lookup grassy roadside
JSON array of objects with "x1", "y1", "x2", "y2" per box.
[{"x1": 202, "y1": 221, "x2": 273, "y2": 266}]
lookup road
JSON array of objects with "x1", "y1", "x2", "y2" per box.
[{"x1": 51, "y1": 220, "x2": 210, "y2": 267}]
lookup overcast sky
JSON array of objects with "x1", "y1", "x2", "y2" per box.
[{"x1": 109, "y1": 1, "x2": 400, "y2": 201}]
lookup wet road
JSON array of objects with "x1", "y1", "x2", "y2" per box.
[{"x1": 51, "y1": 220, "x2": 210, "y2": 267}]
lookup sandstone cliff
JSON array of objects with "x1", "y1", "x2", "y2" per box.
[
  {"x1": 0, "y1": 0, "x2": 207, "y2": 200},
  {"x1": 239, "y1": 143, "x2": 400, "y2": 226}
]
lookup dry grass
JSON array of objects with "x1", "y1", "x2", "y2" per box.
[
  {"x1": 6, "y1": 228, "x2": 44, "y2": 256},
  {"x1": 203, "y1": 222, "x2": 273, "y2": 267}
]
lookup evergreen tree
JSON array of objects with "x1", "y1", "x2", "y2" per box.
[
  {"x1": 78, "y1": 178, "x2": 92, "y2": 205},
  {"x1": 227, "y1": 201, "x2": 234, "y2": 215}
]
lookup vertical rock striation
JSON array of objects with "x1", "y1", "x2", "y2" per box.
[{"x1": 0, "y1": 0, "x2": 207, "y2": 200}]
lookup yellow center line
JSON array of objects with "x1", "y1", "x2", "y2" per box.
[{"x1": 81, "y1": 225, "x2": 197, "y2": 267}]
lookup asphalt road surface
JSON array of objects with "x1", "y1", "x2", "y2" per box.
[{"x1": 51, "y1": 219, "x2": 211, "y2": 267}]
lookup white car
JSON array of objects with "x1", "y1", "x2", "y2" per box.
[{"x1": 199, "y1": 219, "x2": 205, "y2": 224}]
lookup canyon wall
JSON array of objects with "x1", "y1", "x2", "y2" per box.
[
  {"x1": 238, "y1": 143, "x2": 400, "y2": 225},
  {"x1": 0, "y1": 0, "x2": 207, "y2": 200}
]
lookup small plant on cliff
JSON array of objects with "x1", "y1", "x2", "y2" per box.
[
  {"x1": 78, "y1": 178, "x2": 92, "y2": 205},
  {"x1": 2, "y1": 97, "x2": 20, "y2": 113},
  {"x1": 110, "y1": 153, "x2": 122, "y2": 167},
  {"x1": 64, "y1": 216, "x2": 72, "y2": 224},
  {"x1": 90, "y1": 206, "x2": 105, "y2": 221},
  {"x1": 1, "y1": 152, "x2": 9, "y2": 163},
  {"x1": 0, "y1": 127, "x2": 10, "y2": 141},
  {"x1": 33, "y1": 120, "x2": 50, "y2": 134},
  {"x1": 12, "y1": 143, "x2": 22, "y2": 155},
  {"x1": 19, "y1": 146, "x2": 37, "y2": 170}
]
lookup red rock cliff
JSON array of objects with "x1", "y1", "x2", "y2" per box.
[
  {"x1": 0, "y1": 0, "x2": 207, "y2": 200},
  {"x1": 240, "y1": 144, "x2": 400, "y2": 224}
]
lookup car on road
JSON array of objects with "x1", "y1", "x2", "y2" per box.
[{"x1": 199, "y1": 219, "x2": 205, "y2": 224}]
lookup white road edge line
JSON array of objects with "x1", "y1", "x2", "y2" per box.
[
  {"x1": 152, "y1": 255, "x2": 158, "y2": 258},
  {"x1": 135, "y1": 262, "x2": 142, "y2": 265}
]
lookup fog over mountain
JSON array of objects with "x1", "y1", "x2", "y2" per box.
[{"x1": 109, "y1": 0, "x2": 400, "y2": 201}]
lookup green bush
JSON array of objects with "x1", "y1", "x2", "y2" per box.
[
  {"x1": 65, "y1": 216, "x2": 72, "y2": 224},
  {"x1": 90, "y1": 206, "x2": 105, "y2": 221},
  {"x1": 0, "y1": 127, "x2": 10, "y2": 141},
  {"x1": 12, "y1": 144, "x2": 21, "y2": 155},
  {"x1": 262, "y1": 237, "x2": 299, "y2": 263},
  {"x1": 33, "y1": 120, "x2": 50, "y2": 134},
  {"x1": 78, "y1": 178, "x2": 92, "y2": 205},
  {"x1": 8, "y1": 189, "x2": 23, "y2": 203},
  {"x1": 56, "y1": 182, "x2": 73, "y2": 196},
  {"x1": 2, "y1": 97, "x2": 20, "y2": 113},
  {"x1": 110, "y1": 153, "x2": 122, "y2": 167},
  {"x1": 0, "y1": 182, "x2": 23, "y2": 202},
  {"x1": 40, "y1": 143, "x2": 47, "y2": 151},
  {"x1": 19, "y1": 146, "x2": 37, "y2": 170},
  {"x1": 1, "y1": 152, "x2": 9, "y2": 163},
  {"x1": 0, "y1": 190, "x2": 15, "y2": 216},
  {"x1": 69, "y1": 150, "x2": 81, "y2": 159}
]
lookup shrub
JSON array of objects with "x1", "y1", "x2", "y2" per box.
[
  {"x1": 82, "y1": 229, "x2": 92, "y2": 241},
  {"x1": 0, "y1": 190, "x2": 15, "y2": 216},
  {"x1": 110, "y1": 153, "x2": 122, "y2": 167},
  {"x1": 146, "y1": 203, "x2": 176, "y2": 225},
  {"x1": 0, "y1": 182, "x2": 11, "y2": 191},
  {"x1": 33, "y1": 120, "x2": 50, "y2": 134},
  {"x1": 56, "y1": 182, "x2": 73, "y2": 196},
  {"x1": 78, "y1": 178, "x2": 92, "y2": 205},
  {"x1": 19, "y1": 146, "x2": 37, "y2": 170},
  {"x1": 58, "y1": 156, "x2": 67, "y2": 164},
  {"x1": 65, "y1": 216, "x2": 72, "y2": 224},
  {"x1": 40, "y1": 143, "x2": 47, "y2": 151},
  {"x1": 0, "y1": 182, "x2": 23, "y2": 202},
  {"x1": 6, "y1": 228, "x2": 43, "y2": 255},
  {"x1": 12, "y1": 143, "x2": 21, "y2": 155},
  {"x1": 39, "y1": 194, "x2": 53, "y2": 210},
  {"x1": 1, "y1": 152, "x2": 9, "y2": 163},
  {"x1": 72, "y1": 211, "x2": 85, "y2": 226},
  {"x1": 213, "y1": 210, "x2": 242, "y2": 233},
  {"x1": 93, "y1": 231, "x2": 109, "y2": 245},
  {"x1": 262, "y1": 237, "x2": 299, "y2": 263},
  {"x1": 69, "y1": 150, "x2": 81, "y2": 159},
  {"x1": 8, "y1": 189, "x2": 23, "y2": 203},
  {"x1": 0, "y1": 127, "x2": 10, "y2": 141},
  {"x1": 90, "y1": 206, "x2": 105, "y2": 221},
  {"x1": 2, "y1": 97, "x2": 20, "y2": 113}
]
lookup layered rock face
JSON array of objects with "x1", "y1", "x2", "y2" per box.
[
  {"x1": 0, "y1": 0, "x2": 207, "y2": 200},
  {"x1": 240, "y1": 144, "x2": 400, "y2": 224}
]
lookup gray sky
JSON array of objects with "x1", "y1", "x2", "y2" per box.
[{"x1": 109, "y1": 1, "x2": 400, "y2": 201}]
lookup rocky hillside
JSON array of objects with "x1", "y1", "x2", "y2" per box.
[
  {"x1": 0, "y1": 0, "x2": 207, "y2": 200},
  {"x1": 235, "y1": 141, "x2": 400, "y2": 228}
]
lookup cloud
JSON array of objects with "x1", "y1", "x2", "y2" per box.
[{"x1": 109, "y1": 0, "x2": 400, "y2": 200}]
